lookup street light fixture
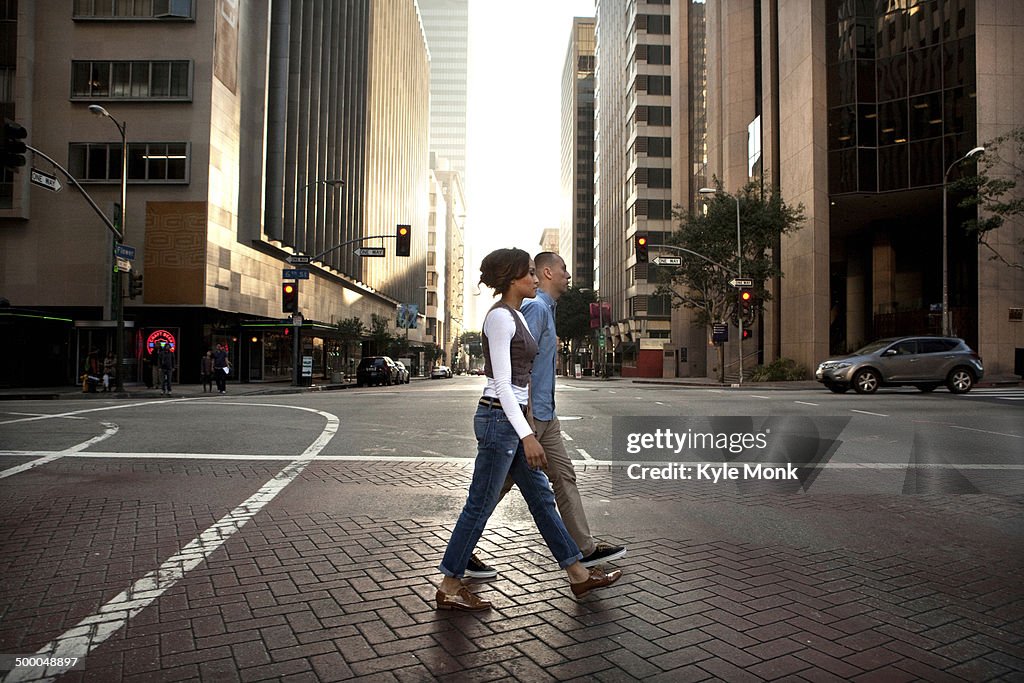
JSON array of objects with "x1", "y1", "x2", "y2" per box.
[
  {"x1": 89, "y1": 104, "x2": 127, "y2": 392},
  {"x1": 698, "y1": 187, "x2": 745, "y2": 385},
  {"x1": 942, "y1": 146, "x2": 984, "y2": 336}
]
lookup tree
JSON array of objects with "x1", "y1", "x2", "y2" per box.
[
  {"x1": 555, "y1": 286, "x2": 597, "y2": 372},
  {"x1": 337, "y1": 316, "x2": 365, "y2": 376},
  {"x1": 369, "y1": 313, "x2": 394, "y2": 355},
  {"x1": 656, "y1": 181, "x2": 805, "y2": 381},
  {"x1": 460, "y1": 331, "x2": 482, "y2": 369},
  {"x1": 954, "y1": 127, "x2": 1024, "y2": 271}
]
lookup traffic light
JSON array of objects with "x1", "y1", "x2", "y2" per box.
[
  {"x1": 635, "y1": 234, "x2": 648, "y2": 263},
  {"x1": 742, "y1": 328, "x2": 753, "y2": 340},
  {"x1": 2, "y1": 120, "x2": 28, "y2": 171},
  {"x1": 129, "y1": 273, "x2": 144, "y2": 299},
  {"x1": 282, "y1": 281, "x2": 299, "y2": 313},
  {"x1": 396, "y1": 224, "x2": 411, "y2": 257},
  {"x1": 739, "y1": 288, "x2": 753, "y2": 318}
]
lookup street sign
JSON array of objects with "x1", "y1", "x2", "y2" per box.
[
  {"x1": 354, "y1": 247, "x2": 386, "y2": 257},
  {"x1": 652, "y1": 256, "x2": 682, "y2": 266},
  {"x1": 291, "y1": 313, "x2": 304, "y2": 327},
  {"x1": 30, "y1": 168, "x2": 62, "y2": 192},
  {"x1": 282, "y1": 268, "x2": 309, "y2": 280},
  {"x1": 115, "y1": 257, "x2": 132, "y2": 272},
  {"x1": 114, "y1": 244, "x2": 136, "y2": 260},
  {"x1": 729, "y1": 278, "x2": 754, "y2": 288},
  {"x1": 285, "y1": 255, "x2": 310, "y2": 265},
  {"x1": 712, "y1": 322, "x2": 729, "y2": 343},
  {"x1": 302, "y1": 356, "x2": 313, "y2": 378}
]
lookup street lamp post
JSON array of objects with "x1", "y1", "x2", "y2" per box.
[
  {"x1": 699, "y1": 187, "x2": 744, "y2": 385},
  {"x1": 942, "y1": 146, "x2": 985, "y2": 336},
  {"x1": 89, "y1": 105, "x2": 127, "y2": 392}
]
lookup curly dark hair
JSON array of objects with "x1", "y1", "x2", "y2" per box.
[{"x1": 479, "y1": 248, "x2": 531, "y2": 294}]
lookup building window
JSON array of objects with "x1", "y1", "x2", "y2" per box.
[
  {"x1": 644, "y1": 75, "x2": 671, "y2": 95},
  {"x1": 73, "y1": 0, "x2": 195, "y2": 20},
  {"x1": 645, "y1": 137, "x2": 672, "y2": 157},
  {"x1": 69, "y1": 141, "x2": 190, "y2": 183},
  {"x1": 646, "y1": 44, "x2": 671, "y2": 65},
  {"x1": 71, "y1": 60, "x2": 192, "y2": 100}
]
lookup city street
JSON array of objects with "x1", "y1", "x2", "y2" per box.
[{"x1": 1, "y1": 377, "x2": 1022, "y2": 681}]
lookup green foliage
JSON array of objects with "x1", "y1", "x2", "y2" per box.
[
  {"x1": 555, "y1": 287, "x2": 598, "y2": 350},
  {"x1": 369, "y1": 313, "x2": 394, "y2": 355},
  {"x1": 953, "y1": 126, "x2": 1024, "y2": 271},
  {"x1": 748, "y1": 358, "x2": 808, "y2": 382},
  {"x1": 656, "y1": 181, "x2": 805, "y2": 330}
]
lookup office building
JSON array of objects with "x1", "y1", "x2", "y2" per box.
[
  {"x1": 561, "y1": 16, "x2": 596, "y2": 290},
  {"x1": 0, "y1": 0, "x2": 432, "y2": 386},
  {"x1": 687, "y1": 0, "x2": 1023, "y2": 378}
]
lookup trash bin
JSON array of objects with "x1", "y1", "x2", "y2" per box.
[{"x1": 331, "y1": 371, "x2": 343, "y2": 384}]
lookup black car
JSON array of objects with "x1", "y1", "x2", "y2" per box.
[{"x1": 356, "y1": 356, "x2": 399, "y2": 387}]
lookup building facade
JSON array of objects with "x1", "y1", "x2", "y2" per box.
[
  {"x1": 416, "y1": 0, "x2": 469, "y2": 178},
  {"x1": 0, "y1": 0, "x2": 433, "y2": 387},
  {"x1": 560, "y1": 17, "x2": 596, "y2": 290},
  {"x1": 595, "y1": 0, "x2": 675, "y2": 378},
  {"x1": 691, "y1": 0, "x2": 1023, "y2": 378}
]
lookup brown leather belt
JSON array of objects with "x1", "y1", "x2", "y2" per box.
[{"x1": 478, "y1": 397, "x2": 528, "y2": 415}]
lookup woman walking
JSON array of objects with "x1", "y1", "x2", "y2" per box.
[{"x1": 435, "y1": 248, "x2": 621, "y2": 611}]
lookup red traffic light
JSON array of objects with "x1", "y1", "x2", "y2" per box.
[
  {"x1": 635, "y1": 234, "x2": 649, "y2": 263},
  {"x1": 282, "y1": 282, "x2": 299, "y2": 313},
  {"x1": 396, "y1": 224, "x2": 411, "y2": 257}
]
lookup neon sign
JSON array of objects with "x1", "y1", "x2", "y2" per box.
[{"x1": 146, "y1": 329, "x2": 177, "y2": 355}]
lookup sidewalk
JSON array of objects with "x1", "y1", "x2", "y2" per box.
[{"x1": 0, "y1": 379, "x2": 362, "y2": 401}]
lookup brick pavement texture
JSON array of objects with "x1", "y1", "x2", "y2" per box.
[{"x1": 0, "y1": 461, "x2": 1021, "y2": 681}]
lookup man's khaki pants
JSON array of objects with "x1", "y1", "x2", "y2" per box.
[{"x1": 501, "y1": 416, "x2": 595, "y2": 557}]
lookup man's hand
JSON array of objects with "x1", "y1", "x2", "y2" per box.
[{"x1": 522, "y1": 434, "x2": 547, "y2": 470}]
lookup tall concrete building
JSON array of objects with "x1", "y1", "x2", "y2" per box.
[
  {"x1": 0, "y1": 0, "x2": 432, "y2": 387},
  {"x1": 417, "y1": 0, "x2": 469, "y2": 178},
  {"x1": 560, "y1": 17, "x2": 596, "y2": 290},
  {"x1": 433, "y1": 168, "x2": 466, "y2": 368},
  {"x1": 684, "y1": 0, "x2": 1023, "y2": 378},
  {"x1": 595, "y1": 0, "x2": 675, "y2": 377}
]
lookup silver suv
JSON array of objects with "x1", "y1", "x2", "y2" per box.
[{"x1": 816, "y1": 336, "x2": 983, "y2": 394}]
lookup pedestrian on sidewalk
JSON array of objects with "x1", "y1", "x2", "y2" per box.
[
  {"x1": 200, "y1": 350, "x2": 214, "y2": 393},
  {"x1": 83, "y1": 348, "x2": 101, "y2": 393},
  {"x1": 435, "y1": 248, "x2": 621, "y2": 612},
  {"x1": 102, "y1": 350, "x2": 116, "y2": 392},
  {"x1": 212, "y1": 343, "x2": 230, "y2": 394},
  {"x1": 158, "y1": 344, "x2": 175, "y2": 395},
  {"x1": 465, "y1": 252, "x2": 625, "y2": 581}
]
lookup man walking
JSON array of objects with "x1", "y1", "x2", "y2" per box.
[
  {"x1": 158, "y1": 344, "x2": 175, "y2": 395},
  {"x1": 213, "y1": 343, "x2": 230, "y2": 394},
  {"x1": 466, "y1": 251, "x2": 626, "y2": 579}
]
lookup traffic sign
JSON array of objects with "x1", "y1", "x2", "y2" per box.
[
  {"x1": 115, "y1": 257, "x2": 132, "y2": 272},
  {"x1": 712, "y1": 322, "x2": 729, "y2": 343},
  {"x1": 114, "y1": 244, "x2": 136, "y2": 260},
  {"x1": 652, "y1": 256, "x2": 682, "y2": 266},
  {"x1": 354, "y1": 247, "x2": 386, "y2": 257},
  {"x1": 282, "y1": 268, "x2": 309, "y2": 280},
  {"x1": 285, "y1": 255, "x2": 310, "y2": 265},
  {"x1": 729, "y1": 278, "x2": 754, "y2": 288},
  {"x1": 30, "y1": 168, "x2": 62, "y2": 192}
]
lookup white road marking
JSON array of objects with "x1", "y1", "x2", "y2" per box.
[
  {"x1": 2, "y1": 412, "x2": 86, "y2": 419},
  {"x1": 0, "y1": 422, "x2": 119, "y2": 480},
  {"x1": 0, "y1": 451, "x2": 475, "y2": 463},
  {"x1": 0, "y1": 398, "x2": 193, "y2": 426},
  {"x1": 561, "y1": 432, "x2": 574, "y2": 442},
  {"x1": 795, "y1": 401, "x2": 819, "y2": 406},
  {"x1": 851, "y1": 409, "x2": 889, "y2": 417},
  {"x1": 1, "y1": 403, "x2": 339, "y2": 683},
  {"x1": 750, "y1": 395, "x2": 771, "y2": 399},
  {"x1": 655, "y1": 401, "x2": 666, "y2": 405},
  {"x1": 576, "y1": 448, "x2": 595, "y2": 462},
  {"x1": 948, "y1": 425, "x2": 1023, "y2": 439}
]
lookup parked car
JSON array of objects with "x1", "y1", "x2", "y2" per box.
[
  {"x1": 356, "y1": 356, "x2": 399, "y2": 387},
  {"x1": 468, "y1": 367, "x2": 484, "y2": 376},
  {"x1": 815, "y1": 336, "x2": 983, "y2": 394},
  {"x1": 430, "y1": 365, "x2": 452, "y2": 379},
  {"x1": 394, "y1": 361, "x2": 411, "y2": 384}
]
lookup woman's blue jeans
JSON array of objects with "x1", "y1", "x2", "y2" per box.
[{"x1": 439, "y1": 404, "x2": 583, "y2": 577}]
